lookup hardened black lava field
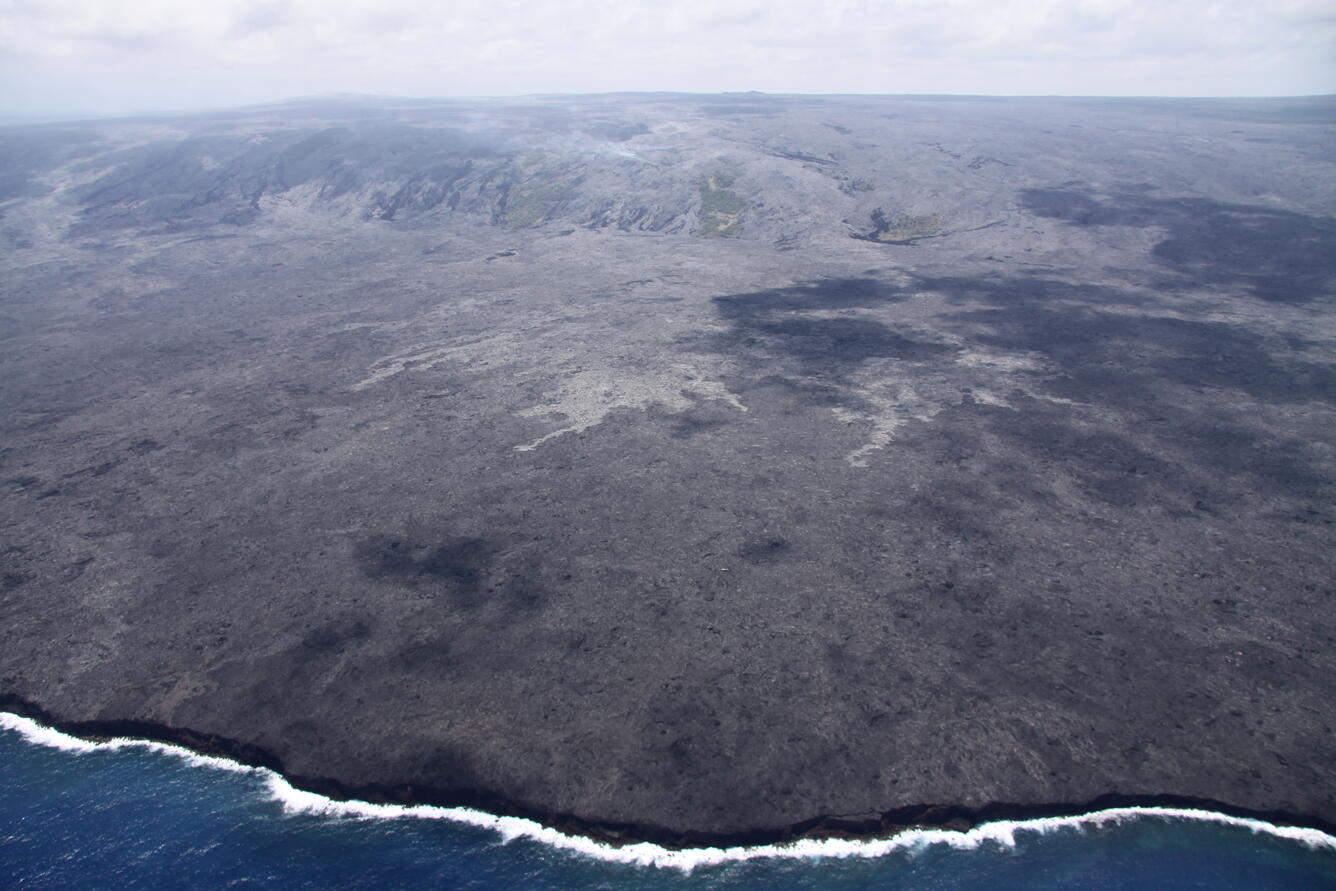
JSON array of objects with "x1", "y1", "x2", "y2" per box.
[{"x1": 2, "y1": 93, "x2": 1334, "y2": 844}]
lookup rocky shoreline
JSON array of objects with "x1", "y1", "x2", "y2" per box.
[{"x1": 5, "y1": 695, "x2": 1334, "y2": 852}]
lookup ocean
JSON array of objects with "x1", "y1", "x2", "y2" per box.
[{"x1": 2, "y1": 714, "x2": 1334, "y2": 889}]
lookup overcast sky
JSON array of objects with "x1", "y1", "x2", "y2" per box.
[{"x1": 2, "y1": 0, "x2": 1333, "y2": 114}]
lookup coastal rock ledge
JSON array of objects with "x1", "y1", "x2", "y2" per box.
[{"x1": 3, "y1": 698, "x2": 1334, "y2": 851}]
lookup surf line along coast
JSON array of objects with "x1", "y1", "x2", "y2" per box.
[{"x1": 3, "y1": 710, "x2": 1336, "y2": 870}]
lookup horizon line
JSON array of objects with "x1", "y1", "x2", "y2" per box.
[{"x1": 3, "y1": 89, "x2": 1333, "y2": 127}]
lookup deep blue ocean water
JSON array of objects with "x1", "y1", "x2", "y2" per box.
[{"x1": 2, "y1": 719, "x2": 1334, "y2": 889}]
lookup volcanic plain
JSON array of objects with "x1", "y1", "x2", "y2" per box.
[{"x1": 2, "y1": 93, "x2": 1335, "y2": 843}]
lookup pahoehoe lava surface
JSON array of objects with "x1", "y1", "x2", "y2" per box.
[{"x1": 2, "y1": 93, "x2": 1335, "y2": 842}]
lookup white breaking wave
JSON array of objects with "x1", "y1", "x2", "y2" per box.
[
  {"x1": 0, "y1": 713, "x2": 258, "y2": 774},
  {"x1": 4, "y1": 711, "x2": 1334, "y2": 873}
]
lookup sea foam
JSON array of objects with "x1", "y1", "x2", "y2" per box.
[{"x1": 4, "y1": 710, "x2": 1333, "y2": 872}]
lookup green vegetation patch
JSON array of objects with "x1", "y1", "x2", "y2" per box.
[
  {"x1": 696, "y1": 173, "x2": 748, "y2": 237},
  {"x1": 503, "y1": 178, "x2": 577, "y2": 228},
  {"x1": 862, "y1": 207, "x2": 942, "y2": 244}
]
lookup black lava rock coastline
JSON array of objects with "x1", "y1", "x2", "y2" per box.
[{"x1": 4, "y1": 695, "x2": 1333, "y2": 851}]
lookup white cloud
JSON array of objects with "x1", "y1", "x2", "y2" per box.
[{"x1": 0, "y1": 0, "x2": 1331, "y2": 113}]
